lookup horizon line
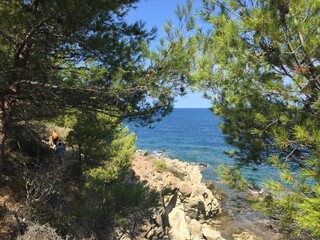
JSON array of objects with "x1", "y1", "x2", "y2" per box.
[{"x1": 173, "y1": 107, "x2": 211, "y2": 109}]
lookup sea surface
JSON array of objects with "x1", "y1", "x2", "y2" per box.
[{"x1": 127, "y1": 108, "x2": 279, "y2": 185}]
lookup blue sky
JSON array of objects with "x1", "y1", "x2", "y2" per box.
[{"x1": 126, "y1": 0, "x2": 211, "y2": 108}]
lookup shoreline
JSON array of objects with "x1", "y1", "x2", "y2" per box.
[{"x1": 133, "y1": 150, "x2": 286, "y2": 240}]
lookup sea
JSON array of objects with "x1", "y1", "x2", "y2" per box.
[
  {"x1": 126, "y1": 108, "x2": 280, "y2": 186},
  {"x1": 126, "y1": 108, "x2": 288, "y2": 238}
]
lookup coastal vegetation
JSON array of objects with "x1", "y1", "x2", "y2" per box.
[
  {"x1": 0, "y1": 0, "x2": 181, "y2": 238},
  {"x1": 156, "y1": 159, "x2": 168, "y2": 172},
  {"x1": 0, "y1": 0, "x2": 319, "y2": 239},
  {"x1": 0, "y1": 0, "x2": 188, "y2": 174}
]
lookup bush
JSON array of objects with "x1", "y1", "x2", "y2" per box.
[
  {"x1": 66, "y1": 113, "x2": 119, "y2": 163},
  {"x1": 108, "y1": 183, "x2": 160, "y2": 214},
  {"x1": 156, "y1": 159, "x2": 168, "y2": 172},
  {"x1": 76, "y1": 181, "x2": 160, "y2": 238}
]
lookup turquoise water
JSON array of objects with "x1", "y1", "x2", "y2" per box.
[{"x1": 127, "y1": 108, "x2": 279, "y2": 185}]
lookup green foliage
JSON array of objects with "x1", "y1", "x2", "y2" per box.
[
  {"x1": 300, "y1": 158, "x2": 320, "y2": 182},
  {"x1": 0, "y1": 0, "x2": 184, "y2": 166},
  {"x1": 156, "y1": 159, "x2": 168, "y2": 172},
  {"x1": 168, "y1": 0, "x2": 320, "y2": 165},
  {"x1": 107, "y1": 183, "x2": 160, "y2": 214},
  {"x1": 64, "y1": 111, "x2": 136, "y2": 184},
  {"x1": 79, "y1": 181, "x2": 160, "y2": 232},
  {"x1": 161, "y1": 0, "x2": 320, "y2": 237},
  {"x1": 297, "y1": 185, "x2": 320, "y2": 237},
  {"x1": 0, "y1": 1, "x2": 189, "y2": 238},
  {"x1": 218, "y1": 163, "x2": 319, "y2": 237},
  {"x1": 155, "y1": 159, "x2": 185, "y2": 179},
  {"x1": 106, "y1": 126, "x2": 136, "y2": 172},
  {"x1": 44, "y1": 122, "x2": 70, "y2": 141},
  {"x1": 84, "y1": 126, "x2": 136, "y2": 185},
  {"x1": 168, "y1": 168, "x2": 186, "y2": 180},
  {"x1": 66, "y1": 112, "x2": 120, "y2": 163},
  {"x1": 215, "y1": 164, "x2": 248, "y2": 191},
  {"x1": 51, "y1": 118, "x2": 155, "y2": 237}
]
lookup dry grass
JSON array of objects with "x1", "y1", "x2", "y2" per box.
[{"x1": 16, "y1": 223, "x2": 63, "y2": 240}]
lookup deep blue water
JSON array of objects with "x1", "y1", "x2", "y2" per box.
[{"x1": 127, "y1": 108, "x2": 279, "y2": 184}]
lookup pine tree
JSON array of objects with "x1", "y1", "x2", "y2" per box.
[
  {"x1": 0, "y1": 0, "x2": 185, "y2": 170},
  {"x1": 161, "y1": 0, "x2": 320, "y2": 237}
]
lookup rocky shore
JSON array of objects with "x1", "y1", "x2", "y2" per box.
[
  {"x1": 119, "y1": 150, "x2": 282, "y2": 240},
  {"x1": 9, "y1": 150, "x2": 288, "y2": 240}
]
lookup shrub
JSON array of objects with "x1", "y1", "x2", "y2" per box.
[{"x1": 156, "y1": 159, "x2": 168, "y2": 172}]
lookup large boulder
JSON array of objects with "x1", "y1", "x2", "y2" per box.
[
  {"x1": 168, "y1": 205, "x2": 191, "y2": 240},
  {"x1": 179, "y1": 182, "x2": 192, "y2": 197},
  {"x1": 188, "y1": 219, "x2": 203, "y2": 238}
]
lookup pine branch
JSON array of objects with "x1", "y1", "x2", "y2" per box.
[{"x1": 0, "y1": 30, "x2": 17, "y2": 45}]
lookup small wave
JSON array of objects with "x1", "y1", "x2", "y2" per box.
[{"x1": 152, "y1": 150, "x2": 167, "y2": 158}]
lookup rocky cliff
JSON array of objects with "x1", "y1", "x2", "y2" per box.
[{"x1": 120, "y1": 150, "x2": 225, "y2": 240}]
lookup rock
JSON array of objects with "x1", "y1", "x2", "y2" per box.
[
  {"x1": 165, "y1": 176, "x2": 179, "y2": 189},
  {"x1": 202, "y1": 228, "x2": 225, "y2": 240},
  {"x1": 153, "y1": 172, "x2": 163, "y2": 181},
  {"x1": 184, "y1": 186, "x2": 220, "y2": 220},
  {"x1": 203, "y1": 190, "x2": 221, "y2": 218},
  {"x1": 192, "y1": 185, "x2": 206, "y2": 196},
  {"x1": 199, "y1": 162, "x2": 208, "y2": 168},
  {"x1": 136, "y1": 149, "x2": 149, "y2": 156},
  {"x1": 184, "y1": 194, "x2": 205, "y2": 219},
  {"x1": 146, "y1": 228, "x2": 156, "y2": 239},
  {"x1": 168, "y1": 206, "x2": 190, "y2": 240},
  {"x1": 119, "y1": 235, "x2": 131, "y2": 240},
  {"x1": 154, "y1": 150, "x2": 166, "y2": 157},
  {"x1": 185, "y1": 166, "x2": 202, "y2": 184},
  {"x1": 179, "y1": 182, "x2": 192, "y2": 197},
  {"x1": 188, "y1": 219, "x2": 202, "y2": 237},
  {"x1": 150, "y1": 209, "x2": 163, "y2": 226},
  {"x1": 128, "y1": 154, "x2": 222, "y2": 240},
  {"x1": 233, "y1": 231, "x2": 258, "y2": 240}
]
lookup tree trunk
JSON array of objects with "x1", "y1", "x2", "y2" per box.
[
  {"x1": 78, "y1": 143, "x2": 82, "y2": 165},
  {"x1": 0, "y1": 96, "x2": 13, "y2": 178}
]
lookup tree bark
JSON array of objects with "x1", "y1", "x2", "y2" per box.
[
  {"x1": 0, "y1": 95, "x2": 13, "y2": 178},
  {"x1": 78, "y1": 143, "x2": 82, "y2": 165}
]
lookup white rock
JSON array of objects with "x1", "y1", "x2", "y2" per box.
[
  {"x1": 202, "y1": 228, "x2": 225, "y2": 240},
  {"x1": 188, "y1": 219, "x2": 202, "y2": 237},
  {"x1": 168, "y1": 206, "x2": 191, "y2": 240}
]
